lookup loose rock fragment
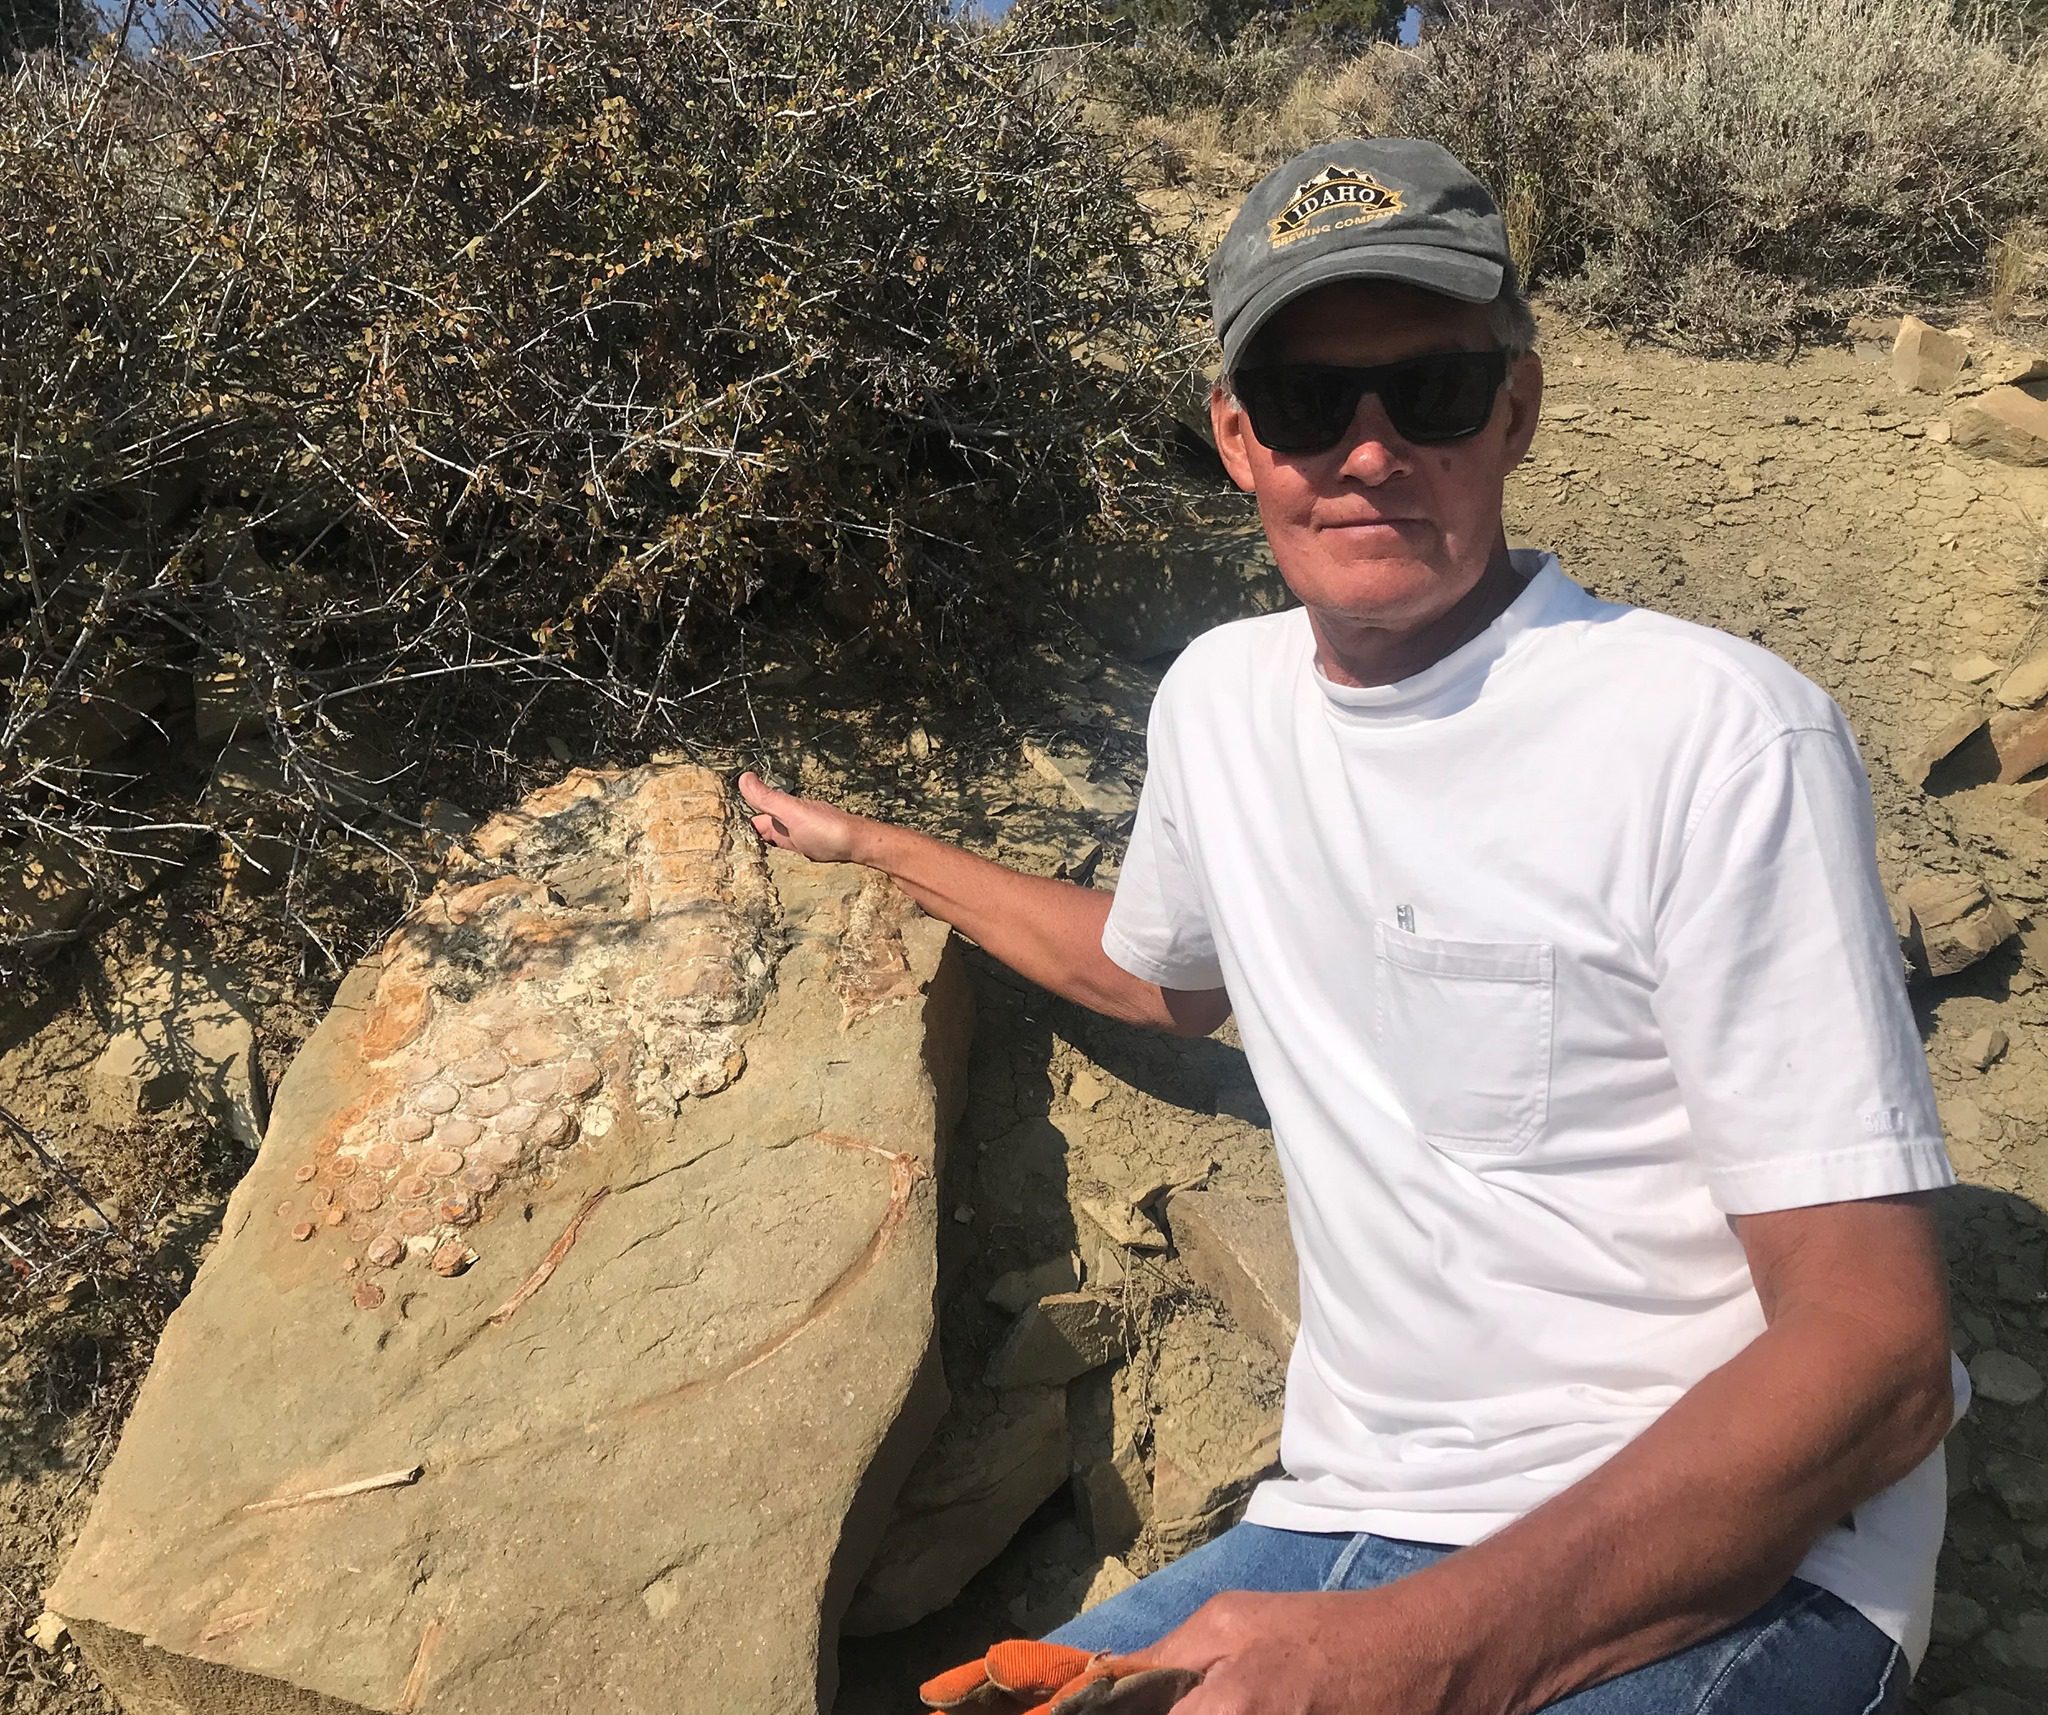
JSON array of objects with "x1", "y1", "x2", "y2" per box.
[
  {"x1": 987, "y1": 1256, "x2": 1083, "y2": 1316},
  {"x1": 1951, "y1": 385, "x2": 2048, "y2": 465},
  {"x1": 430, "y1": 1242, "x2": 477, "y2": 1278},
  {"x1": 1166, "y1": 1188, "x2": 1302, "y2": 1359},
  {"x1": 351, "y1": 1280, "x2": 386, "y2": 1310},
  {"x1": 289, "y1": 1222, "x2": 315, "y2": 1243},
  {"x1": 1908, "y1": 709, "x2": 1988, "y2": 789},
  {"x1": 1892, "y1": 316, "x2": 1969, "y2": 393},
  {"x1": 986, "y1": 1293, "x2": 1131, "y2": 1389},
  {"x1": 1995, "y1": 651, "x2": 2048, "y2": 711},
  {"x1": 367, "y1": 1235, "x2": 405, "y2": 1268},
  {"x1": 1900, "y1": 873, "x2": 2017, "y2": 978},
  {"x1": 1970, "y1": 1349, "x2": 2045, "y2": 1407},
  {"x1": 1960, "y1": 1027, "x2": 2009, "y2": 1071},
  {"x1": 1079, "y1": 1196, "x2": 1168, "y2": 1253},
  {"x1": 1988, "y1": 705, "x2": 2048, "y2": 783}
]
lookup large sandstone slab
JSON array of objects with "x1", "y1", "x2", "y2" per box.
[{"x1": 50, "y1": 765, "x2": 971, "y2": 1715}]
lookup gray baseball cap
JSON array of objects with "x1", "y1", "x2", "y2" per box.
[{"x1": 1209, "y1": 137, "x2": 1511, "y2": 375}]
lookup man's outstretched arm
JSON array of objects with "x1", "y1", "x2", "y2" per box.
[{"x1": 737, "y1": 773, "x2": 1230, "y2": 1038}]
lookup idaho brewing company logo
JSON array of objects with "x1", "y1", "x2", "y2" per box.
[{"x1": 1269, "y1": 166, "x2": 1404, "y2": 248}]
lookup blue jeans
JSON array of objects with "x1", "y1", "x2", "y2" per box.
[{"x1": 1045, "y1": 1525, "x2": 1907, "y2": 1714}]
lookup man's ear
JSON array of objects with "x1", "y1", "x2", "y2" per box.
[
  {"x1": 1502, "y1": 350, "x2": 1544, "y2": 471},
  {"x1": 1210, "y1": 384, "x2": 1259, "y2": 493}
]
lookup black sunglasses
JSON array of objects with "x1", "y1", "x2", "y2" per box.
[{"x1": 1231, "y1": 350, "x2": 1511, "y2": 454}]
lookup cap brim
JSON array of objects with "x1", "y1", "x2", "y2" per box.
[{"x1": 1220, "y1": 244, "x2": 1505, "y2": 373}]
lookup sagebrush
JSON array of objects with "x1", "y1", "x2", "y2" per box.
[{"x1": 1382, "y1": 0, "x2": 2048, "y2": 350}]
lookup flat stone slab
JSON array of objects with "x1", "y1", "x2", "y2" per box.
[
  {"x1": 1165, "y1": 1188, "x2": 1300, "y2": 1358},
  {"x1": 50, "y1": 765, "x2": 970, "y2": 1715}
]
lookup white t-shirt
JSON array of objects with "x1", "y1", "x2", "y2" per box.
[{"x1": 1101, "y1": 551, "x2": 1961, "y2": 1665}]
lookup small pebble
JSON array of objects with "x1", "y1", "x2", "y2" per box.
[
  {"x1": 430, "y1": 1241, "x2": 477, "y2": 1278},
  {"x1": 1970, "y1": 1349, "x2": 2045, "y2": 1407},
  {"x1": 367, "y1": 1235, "x2": 405, "y2": 1268},
  {"x1": 352, "y1": 1280, "x2": 386, "y2": 1310},
  {"x1": 1961, "y1": 1027, "x2": 2009, "y2": 1072},
  {"x1": 322, "y1": 1208, "x2": 347, "y2": 1228},
  {"x1": 290, "y1": 1221, "x2": 315, "y2": 1243},
  {"x1": 308, "y1": 1186, "x2": 334, "y2": 1209}
]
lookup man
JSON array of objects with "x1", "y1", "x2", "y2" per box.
[{"x1": 739, "y1": 138, "x2": 1961, "y2": 1713}]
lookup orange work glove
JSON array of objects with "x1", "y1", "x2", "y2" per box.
[{"x1": 920, "y1": 1639, "x2": 1202, "y2": 1715}]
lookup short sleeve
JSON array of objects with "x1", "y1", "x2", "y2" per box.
[
  {"x1": 1101, "y1": 710, "x2": 1226, "y2": 993},
  {"x1": 1650, "y1": 720, "x2": 1953, "y2": 1215}
]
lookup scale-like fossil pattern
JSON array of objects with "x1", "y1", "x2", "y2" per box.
[{"x1": 270, "y1": 766, "x2": 775, "y2": 1306}]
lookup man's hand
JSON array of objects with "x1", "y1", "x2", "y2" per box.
[
  {"x1": 729, "y1": 771, "x2": 1229, "y2": 1036},
  {"x1": 737, "y1": 771, "x2": 869, "y2": 864},
  {"x1": 1114, "y1": 1591, "x2": 1456, "y2": 1715}
]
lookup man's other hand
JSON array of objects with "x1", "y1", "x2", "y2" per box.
[
  {"x1": 1114, "y1": 1590, "x2": 1455, "y2": 1714},
  {"x1": 737, "y1": 771, "x2": 867, "y2": 864}
]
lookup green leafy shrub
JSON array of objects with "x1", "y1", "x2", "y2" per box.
[{"x1": 0, "y1": 0, "x2": 1197, "y2": 950}]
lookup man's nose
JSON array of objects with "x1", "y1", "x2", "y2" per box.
[{"x1": 1335, "y1": 394, "x2": 1413, "y2": 483}]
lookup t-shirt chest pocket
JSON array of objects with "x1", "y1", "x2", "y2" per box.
[{"x1": 1372, "y1": 921, "x2": 1555, "y2": 1157}]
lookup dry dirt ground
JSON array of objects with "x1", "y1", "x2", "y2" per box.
[{"x1": 5, "y1": 313, "x2": 2046, "y2": 1715}]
